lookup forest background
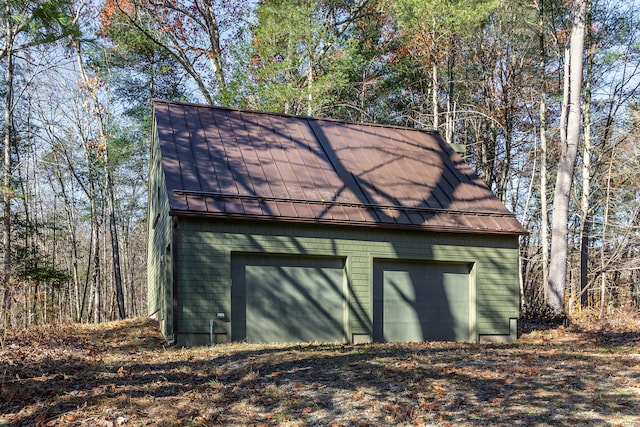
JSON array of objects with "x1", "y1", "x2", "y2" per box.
[{"x1": 0, "y1": 0, "x2": 639, "y2": 328}]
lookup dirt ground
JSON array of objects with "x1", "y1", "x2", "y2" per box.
[{"x1": 1, "y1": 316, "x2": 639, "y2": 426}]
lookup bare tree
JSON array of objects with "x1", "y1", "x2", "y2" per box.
[
  {"x1": 0, "y1": 0, "x2": 78, "y2": 327},
  {"x1": 547, "y1": 0, "x2": 588, "y2": 317}
]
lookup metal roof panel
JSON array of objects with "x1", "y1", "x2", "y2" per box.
[{"x1": 153, "y1": 100, "x2": 527, "y2": 235}]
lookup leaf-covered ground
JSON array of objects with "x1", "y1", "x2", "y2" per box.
[{"x1": 1, "y1": 317, "x2": 639, "y2": 426}]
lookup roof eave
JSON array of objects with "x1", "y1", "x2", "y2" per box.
[{"x1": 168, "y1": 210, "x2": 529, "y2": 237}]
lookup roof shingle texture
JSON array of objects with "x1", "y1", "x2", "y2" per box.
[{"x1": 153, "y1": 100, "x2": 526, "y2": 235}]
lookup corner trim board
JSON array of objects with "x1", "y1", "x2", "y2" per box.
[{"x1": 171, "y1": 216, "x2": 179, "y2": 346}]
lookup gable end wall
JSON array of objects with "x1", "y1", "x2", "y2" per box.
[{"x1": 147, "y1": 128, "x2": 174, "y2": 341}]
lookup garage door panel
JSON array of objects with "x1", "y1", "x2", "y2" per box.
[
  {"x1": 374, "y1": 260, "x2": 471, "y2": 342},
  {"x1": 442, "y1": 272, "x2": 470, "y2": 325},
  {"x1": 232, "y1": 255, "x2": 345, "y2": 343}
]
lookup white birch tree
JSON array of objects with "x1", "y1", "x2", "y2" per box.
[{"x1": 547, "y1": 0, "x2": 588, "y2": 317}]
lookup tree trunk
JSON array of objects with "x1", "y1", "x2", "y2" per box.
[
  {"x1": 75, "y1": 40, "x2": 126, "y2": 320},
  {"x1": 307, "y1": 52, "x2": 314, "y2": 116},
  {"x1": 540, "y1": 99, "x2": 549, "y2": 307},
  {"x1": 79, "y1": 159, "x2": 101, "y2": 322},
  {"x1": 499, "y1": 116, "x2": 512, "y2": 203},
  {"x1": 547, "y1": 0, "x2": 588, "y2": 317},
  {"x1": 432, "y1": 60, "x2": 438, "y2": 130},
  {"x1": 1, "y1": 17, "x2": 14, "y2": 327},
  {"x1": 106, "y1": 160, "x2": 126, "y2": 319},
  {"x1": 445, "y1": 49, "x2": 454, "y2": 144},
  {"x1": 49, "y1": 151, "x2": 83, "y2": 321},
  {"x1": 600, "y1": 142, "x2": 615, "y2": 318},
  {"x1": 538, "y1": 0, "x2": 550, "y2": 310},
  {"x1": 580, "y1": 18, "x2": 594, "y2": 310},
  {"x1": 202, "y1": 0, "x2": 226, "y2": 90}
]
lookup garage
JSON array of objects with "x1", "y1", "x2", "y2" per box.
[
  {"x1": 373, "y1": 260, "x2": 473, "y2": 342},
  {"x1": 231, "y1": 254, "x2": 346, "y2": 343},
  {"x1": 149, "y1": 101, "x2": 526, "y2": 345}
]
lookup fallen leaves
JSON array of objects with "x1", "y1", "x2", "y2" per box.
[
  {"x1": 419, "y1": 400, "x2": 442, "y2": 411},
  {"x1": 1, "y1": 318, "x2": 639, "y2": 426},
  {"x1": 430, "y1": 383, "x2": 447, "y2": 397}
]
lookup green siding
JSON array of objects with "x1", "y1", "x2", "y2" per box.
[
  {"x1": 166, "y1": 218, "x2": 520, "y2": 344},
  {"x1": 146, "y1": 128, "x2": 174, "y2": 341}
]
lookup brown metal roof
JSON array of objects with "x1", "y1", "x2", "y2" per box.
[{"x1": 152, "y1": 99, "x2": 527, "y2": 235}]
